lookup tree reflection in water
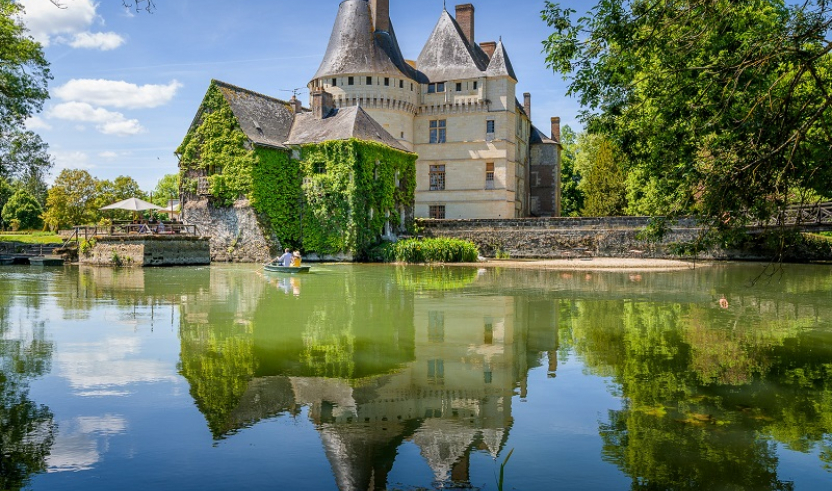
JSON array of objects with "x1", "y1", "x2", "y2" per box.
[{"x1": 0, "y1": 278, "x2": 55, "y2": 491}]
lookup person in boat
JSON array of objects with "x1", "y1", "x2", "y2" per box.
[
  {"x1": 276, "y1": 248, "x2": 293, "y2": 267},
  {"x1": 291, "y1": 251, "x2": 302, "y2": 267}
]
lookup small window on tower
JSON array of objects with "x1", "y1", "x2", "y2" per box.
[
  {"x1": 384, "y1": 77, "x2": 390, "y2": 86},
  {"x1": 348, "y1": 76, "x2": 354, "y2": 85},
  {"x1": 399, "y1": 80, "x2": 404, "y2": 89},
  {"x1": 473, "y1": 81, "x2": 479, "y2": 90},
  {"x1": 455, "y1": 82, "x2": 462, "y2": 92},
  {"x1": 332, "y1": 78, "x2": 337, "y2": 87},
  {"x1": 366, "y1": 76, "x2": 372, "y2": 85}
]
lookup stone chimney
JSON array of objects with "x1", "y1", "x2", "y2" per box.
[
  {"x1": 523, "y1": 93, "x2": 531, "y2": 119},
  {"x1": 455, "y1": 4, "x2": 475, "y2": 45},
  {"x1": 479, "y1": 41, "x2": 496, "y2": 59},
  {"x1": 370, "y1": 0, "x2": 390, "y2": 33},
  {"x1": 311, "y1": 89, "x2": 335, "y2": 119},
  {"x1": 289, "y1": 95, "x2": 303, "y2": 114},
  {"x1": 551, "y1": 117, "x2": 561, "y2": 143}
]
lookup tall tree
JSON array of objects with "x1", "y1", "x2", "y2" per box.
[
  {"x1": 542, "y1": 0, "x2": 832, "y2": 235},
  {"x1": 0, "y1": 0, "x2": 52, "y2": 179},
  {"x1": 576, "y1": 134, "x2": 627, "y2": 216},
  {"x1": 152, "y1": 173, "x2": 179, "y2": 207},
  {"x1": 559, "y1": 125, "x2": 585, "y2": 216},
  {"x1": 41, "y1": 169, "x2": 98, "y2": 230}
]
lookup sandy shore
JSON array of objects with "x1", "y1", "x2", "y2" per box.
[{"x1": 452, "y1": 257, "x2": 710, "y2": 272}]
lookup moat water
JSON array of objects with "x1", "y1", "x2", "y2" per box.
[{"x1": 1, "y1": 263, "x2": 830, "y2": 490}]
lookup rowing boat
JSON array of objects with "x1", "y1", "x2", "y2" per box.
[{"x1": 264, "y1": 263, "x2": 311, "y2": 274}]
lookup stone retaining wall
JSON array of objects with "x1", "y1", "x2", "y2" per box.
[
  {"x1": 182, "y1": 198, "x2": 275, "y2": 263},
  {"x1": 80, "y1": 236, "x2": 210, "y2": 267},
  {"x1": 419, "y1": 217, "x2": 718, "y2": 259}
]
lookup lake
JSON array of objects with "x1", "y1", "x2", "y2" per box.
[{"x1": 1, "y1": 263, "x2": 830, "y2": 490}]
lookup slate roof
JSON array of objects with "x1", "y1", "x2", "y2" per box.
[
  {"x1": 286, "y1": 106, "x2": 409, "y2": 152},
  {"x1": 313, "y1": 0, "x2": 420, "y2": 82},
  {"x1": 485, "y1": 40, "x2": 518, "y2": 81},
  {"x1": 212, "y1": 80, "x2": 299, "y2": 149},
  {"x1": 416, "y1": 9, "x2": 492, "y2": 82},
  {"x1": 530, "y1": 125, "x2": 558, "y2": 145}
]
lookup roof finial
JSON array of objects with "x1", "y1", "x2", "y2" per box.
[{"x1": 443, "y1": 0, "x2": 446, "y2": 11}]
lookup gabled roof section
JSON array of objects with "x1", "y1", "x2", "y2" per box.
[
  {"x1": 485, "y1": 40, "x2": 517, "y2": 81},
  {"x1": 213, "y1": 80, "x2": 298, "y2": 149},
  {"x1": 286, "y1": 106, "x2": 409, "y2": 152},
  {"x1": 313, "y1": 0, "x2": 419, "y2": 82},
  {"x1": 416, "y1": 9, "x2": 490, "y2": 82}
]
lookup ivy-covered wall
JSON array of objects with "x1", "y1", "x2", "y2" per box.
[{"x1": 178, "y1": 82, "x2": 416, "y2": 260}]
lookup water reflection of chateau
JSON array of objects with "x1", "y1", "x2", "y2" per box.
[{"x1": 178, "y1": 268, "x2": 558, "y2": 490}]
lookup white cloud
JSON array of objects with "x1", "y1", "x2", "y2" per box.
[
  {"x1": 98, "y1": 151, "x2": 119, "y2": 159},
  {"x1": 25, "y1": 115, "x2": 52, "y2": 130},
  {"x1": 49, "y1": 102, "x2": 144, "y2": 136},
  {"x1": 51, "y1": 150, "x2": 92, "y2": 171},
  {"x1": 68, "y1": 31, "x2": 125, "y2": 50},
  {"x1": 18, "y1": 0, "x2": 124, "y2": 51},
  {"x1": 54, "y1": 79, "x2": 183, "y2": 109}
]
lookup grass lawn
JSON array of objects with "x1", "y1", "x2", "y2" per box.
[{"x1": 0, "y1": 232, "x2": 64, "y2": 244}]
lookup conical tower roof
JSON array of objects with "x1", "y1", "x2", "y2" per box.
[
  {"x1": 485, "y1": 40, "x2": 517, "y2": 81},
  {"x1": 313, "y1": 0, "x2": 419, "y2": 82}
]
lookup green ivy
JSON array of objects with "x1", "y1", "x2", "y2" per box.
[{"x1": 178, "y1": 81, "x2": 416, "y2": 259}]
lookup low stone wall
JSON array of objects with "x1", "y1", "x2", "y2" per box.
[
  {"x1": 80, "y1": 236, "x2": 210, "y2": 267},
  {"x1": 419, "y1": 217, "x2": 717, "y2": 259},
  {"x1": 182, "y1": 198, "x2": 274, "y2": 263}
]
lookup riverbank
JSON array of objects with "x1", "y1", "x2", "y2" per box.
[{"x1": 455, "y1": 257, "x2": 707, "y2": 272}]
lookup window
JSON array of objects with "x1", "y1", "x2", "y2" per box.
[
  {"x1": 384, "y1": 77, "x2": 390, "y2": 86},
  {"x1": 429, "y1": 205, "x2": 446, "y2": 219},
  {"x1": 486, "y1": 120, "x2": 495, "y2": 134},
  {"x1": 429, "y1": 165, "x2": 445, "y2": 191},
  {"x1": 486, "y1": 162, "x2": 494, "y2": 189},
  {"x1": 399, "y1": 80, "x2": 404, "y2": 89},
  {"x1": 473, "y1": 81, "x2": 478, "y2": 90},
  {"x1": 332, "y1": 78, "x2": 337, "y2": 87},
  {"x1": 427, "y1": 82, "x2": 445, "y2": 93},
  {"x1": 348, "y1": 76, "x2": 354, "y2": 85},
  {"x1": 429, "y1": 119, "x2": 446, "y2": 144},
  {"x1": 315, "y1": 163, "x2": 327, "y2": 174},
  {"x1": 455, "y1": 82, "x2": 462, "y2": 92},
  {"x1": 366, "y1": 76, "x2": 372, "y2": 85},
  {"x1": 427, "y1": 359, "x2": 444, "y2": 384},
  {"x1": 428, "y1": 311, "x2": 444, "y2": 343}
]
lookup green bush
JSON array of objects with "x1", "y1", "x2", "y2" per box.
[
  {"x1": 1, "y1": 190, "x2": 43, "y2": 230},
  {"x1": 384, "y1": 238, "x2": 479, "y2": 263}
]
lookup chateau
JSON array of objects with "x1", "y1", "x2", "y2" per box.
[
  {"x1": 310, "y1": 0, "x2": 562, "y2": 219},
  {"x1": 178, "y1": 0, "x2": 561, "y2": 261}
]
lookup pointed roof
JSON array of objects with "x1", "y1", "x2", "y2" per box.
[
  {"x1": 485, "y1": 41, "x2": 517, "y2": 81},
  {"x1": 313, "y1": 0, "x2": 419, "y2": 82},
  {"x1": 212, "y1": 80, "x2": 298, "y2": 149},
  {"x1": 416, "y1": 9, "x2": 491, "y2": 82},
  {"x1": 286, "y1": 106, "x2": 409, "y2": 152}
]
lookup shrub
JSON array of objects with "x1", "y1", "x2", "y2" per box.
[
  {"x1": 1, "y1": 190, "x2": 43, "y2": 230},
  {"x1": 384, "y1": 238, "x2": 479, "y2": 263}
]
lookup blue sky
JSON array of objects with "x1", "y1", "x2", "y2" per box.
[{"x1": 19, "y1": 0, "x2": 583, "y2": 191}]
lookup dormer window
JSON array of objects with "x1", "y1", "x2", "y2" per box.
[
  {"x1": 384, "y1": 77, "x2": 390, "y2": 86},
  {"x1": 455, "y1": 82, "x2": 462, "y2": 92},
  {"x1": 473, "y1": 81, "x2": 478, "y2": 90},
  {"x1": 348, "y1": 76, "x2": 354, "y2": 85},
  {"x1": 427, "y1": 82, "x2": 445, "y2": 94},
  {"x1": 366, "y1": 76, "x2": 373, "y2": 85}
]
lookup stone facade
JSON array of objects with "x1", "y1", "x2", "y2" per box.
[
  {"x1": 80, "y1": 236, "x2": 210, "y2": 267},
  {"x1": 182, "y1": 198, "x2": 274, "y2": 263},
  {"x1": 307, "y1": 0, "x2": 562, "y2": 220}
]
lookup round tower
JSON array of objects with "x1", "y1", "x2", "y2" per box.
[{"x1": 308, "y1": 0, "x2": 420, "y2": 151}]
